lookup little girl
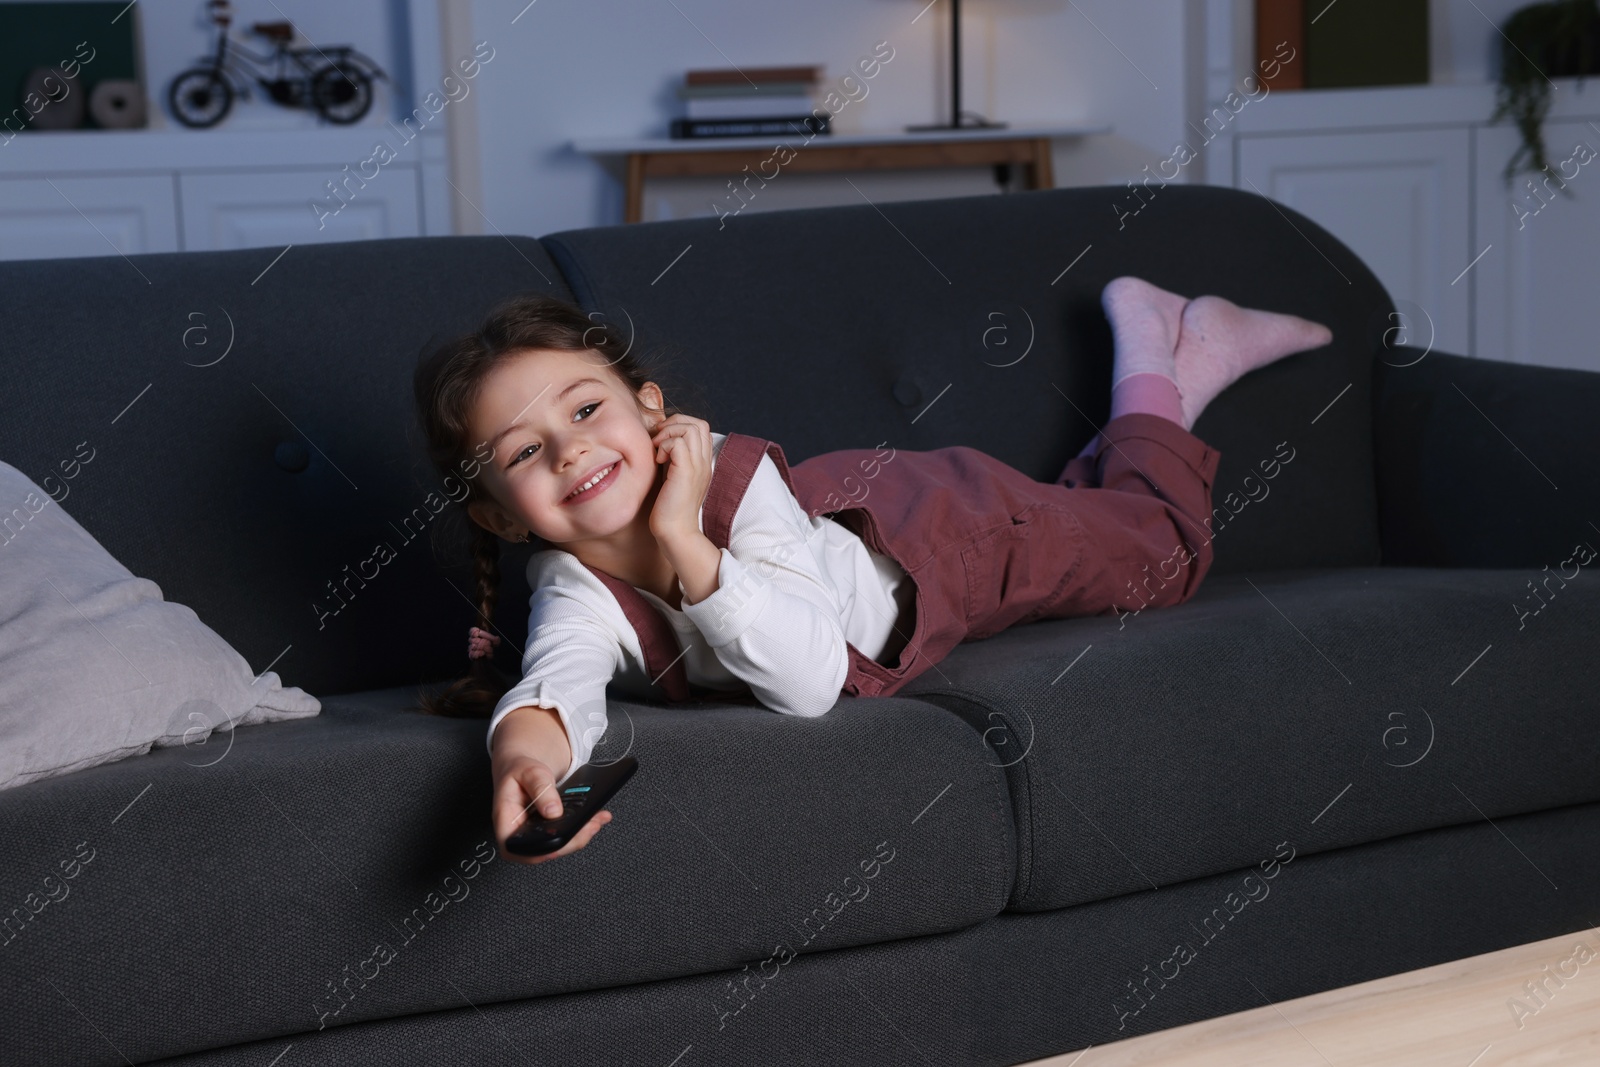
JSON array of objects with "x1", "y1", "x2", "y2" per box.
[{"x1": 413, "y1": 281, "x2": 1331, "y2": 864}]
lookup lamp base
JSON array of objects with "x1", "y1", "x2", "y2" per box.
[{"x1": 905, "y1": 119, "x2": 1009, "y2": 132}]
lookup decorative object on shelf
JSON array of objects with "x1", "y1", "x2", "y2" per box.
[
  {"x1": 19, "y1": 64, "x2": 82, "y2": 128},
  {"x1": 671, "y1": 65, "x2": 826, "y2": 139},
  {"x1": 1303, "y1": 0, "x2": 1427, "y2": 89},
  {"x1": 88, "y1": 77, "x2": 144, "y2": 128},
  {"x1": 0, "y1": 1, "x2": 143, "y2": 133},
  {"x1": 907, "y1": 0, "x2": 1005, "y2": 130},
  {"x1": 1255, "y1": 0, "x2": 1305, "y2": 90},
  {"x1": 1490, "y1": 0, "x2": 1600, "y2": 183},
  {"x1": 1254, "y1": 0, "x2": 1426, "y2": 91},
  {"x1": 167, "y1": 0, "x2": 388, "y2": 129}
]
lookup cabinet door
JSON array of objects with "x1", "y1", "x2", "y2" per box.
[
  {"x1": 1473, "y1": 121, "x2": 1600, "y2": 374},
  {"x1": 179, "y1": 167, "x2": 422, "y2": 252},
  {"x1": 1237, "y1": 129, "x2": 1471, "y2": 358},
  {"x1": 0, "y1": 175, "x2": 179, "y2": 261}
]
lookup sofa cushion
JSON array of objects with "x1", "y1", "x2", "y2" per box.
[
  {"x1": 0, "y1": 236, "x2": 578, "y2": 700},
  {"x1": 901, "y1": 565, "x2": 1600, "y2": 912},
  {"x1": 100, "y1": 800, "x2": 1600, "y2": 1067},
  {"x1": 0, "y1": 461, "x2": 319, "y2": 792},
  {"x1": 540, "y1": 184, "x2": 1389, "y2": 576},
  {"x1": 0, "y1": 686, "x2": 1013, "y2": 1066}
]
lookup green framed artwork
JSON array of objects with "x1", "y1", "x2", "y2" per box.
[{"x1": 0, "y1": 2, "x2": 143, "y2": 132}]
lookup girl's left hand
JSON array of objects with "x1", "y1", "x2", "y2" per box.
[{"x1": 648, "y1": 414, "x2": 713, "y2": 542}]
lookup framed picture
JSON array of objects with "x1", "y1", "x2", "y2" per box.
[
  {"x1": 1256, "y1": 0, "x2": 1430, "y2": 90},
  {"x1": 0, "y1": 1, "x2": 145, "y2": 131}
]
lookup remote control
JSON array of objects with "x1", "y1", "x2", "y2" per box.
[{"x1": 505, "y1": 755, "x2": 639, "y2": 856}]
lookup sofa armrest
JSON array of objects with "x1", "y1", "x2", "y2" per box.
[{"x1": 1374, "y1": 347, "x2": 1600, "y2": 567}]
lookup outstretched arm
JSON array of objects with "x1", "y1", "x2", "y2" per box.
[{"x1": 486, "y1": 588, "x2": 623, "y2": 786}]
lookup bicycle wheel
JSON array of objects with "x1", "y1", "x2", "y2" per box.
[
  {"x1": 168, "y1": 68, "x2": 233, "y2": 128},
  {"x1": 310, "y1": 65, "x2": 372, "y2": 124}
]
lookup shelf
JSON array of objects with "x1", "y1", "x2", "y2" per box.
[
  {"x1": 572, "y1": 122, "x2": 1111, "y2": 156},
  {"x1": 0, "y1": 124, "x2": 446, "y2": 176},
  {"x1": 1227, "y1": 78, "x2": 1600, "y2": 134}
]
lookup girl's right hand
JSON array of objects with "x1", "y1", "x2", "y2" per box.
[{"x1": 492, "y1": 754, "x2": 613, "y2": 866}]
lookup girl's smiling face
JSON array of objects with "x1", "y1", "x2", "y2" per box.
[{"x1": 466, "y1": 347, "x2": 666, "y2": 548}]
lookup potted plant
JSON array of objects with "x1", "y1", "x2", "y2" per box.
[{"x1": 1491, "y1": 0, "x2": 1600, "y2": 184}]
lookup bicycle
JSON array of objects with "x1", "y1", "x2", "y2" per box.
[{"x1": 168, "y1": 0, "x2": 389, "y2": 128}]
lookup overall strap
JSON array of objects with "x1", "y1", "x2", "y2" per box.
[
  {"x1": 583, "y1": 432, "x2": 777, "y2": 701},
  {"x1": 583, "y1": 568, "x2": 695, "y2": 701},
  {"x1": 701, "y1": 432, "x2": 791, "y2": 546}
]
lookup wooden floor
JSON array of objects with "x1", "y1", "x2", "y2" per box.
[{"x1": 1023, "y1": 928, "x2": 1600, "y2": 1066}]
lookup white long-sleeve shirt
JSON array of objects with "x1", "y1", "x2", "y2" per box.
[{"x1": 486, "y1": 432, "x2": 915, "y2": 785}]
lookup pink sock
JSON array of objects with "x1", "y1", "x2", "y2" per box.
[
  {"x1": 1075, "y1": 373, "x2": 1185, "y2": 458},
  {"x1": 1110, "y1": 371, "x2": 1185, "y2": 424},
  {"x1": 1102, "y1": 276, "x2": 1185, "y2": 390},
  {"x1": 1173, "y1": 295, "x2": 1334, "y2": 429}
]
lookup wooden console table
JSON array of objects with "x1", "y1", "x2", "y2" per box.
[{"x1": 571, "y1": 124, "x2": 1112, "y2": 223}]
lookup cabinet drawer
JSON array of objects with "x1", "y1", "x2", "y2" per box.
[
  {"x1": 179, "y1": 166, "x2": 422, "y2": 251},
  {"x1": 1238, "y1": 128, "x2": 1472, "y2": 359},
  {"x1": 0, "y1": 175, "x2": 179, "y2": 261}
]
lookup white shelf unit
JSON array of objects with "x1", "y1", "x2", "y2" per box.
[
  {"x1": 1214, "y1": 81, "x2": 1600, "y2": 374},
  {"x1": 1201, "y1": 2, "x2": 1600, "y2": 373},
  {"x1": 0, "y1": 0, "x2": 451, "y2": 261}
]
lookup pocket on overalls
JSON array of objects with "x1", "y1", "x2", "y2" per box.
[{"x1": 961, "y1": 508, "x2": 1034, "y2": 641}]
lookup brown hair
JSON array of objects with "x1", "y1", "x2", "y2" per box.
[{"x1": 411, "y1": 292, "x2": 707, "y2": 719}]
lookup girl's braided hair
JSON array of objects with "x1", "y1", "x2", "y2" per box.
[{"x1": 411, "y1": 291, "x2": 706, "y2": 719}]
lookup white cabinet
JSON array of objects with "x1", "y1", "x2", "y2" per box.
[
  {"x1": 1237, "y1": 128, "x2": 1472, "y2": 358},
  {"x1": 1472, "y1": 119, "x2": 1600, "y2": 372},
  {"x1": 0, "y1": 129, "x2": 439, "y2": 259},
  {"x1": 1214, "y1": 81, "x2": 1600, "y2": 373},
  {"x1": 179, "y1": 168, "x2": 422, "y2": 251},
  {"x1": 0, "y1": 175, "x2": 179, "y2": 260},
  {"x1": 0, "y1": 0, "x2": 451, "y2": 261}
]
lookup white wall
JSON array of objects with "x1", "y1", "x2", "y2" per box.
[
  {"x1": 1432, "y1": 0, "x2": 1526, "y2": 85},
  {"x1": 447, "y1": 0, "x2": 1204, "y2": 236}
]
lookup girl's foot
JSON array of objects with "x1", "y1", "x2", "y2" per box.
[
  {"x1": 1101, "y1": 276, "x2": 1186, "y2": 389},
  {"x1": 1172, "y1": 295, "x2": 1333, "y2": 429},
  {"x1": 1076, "y1": 277, "x2": 1189, "y2": 458}
]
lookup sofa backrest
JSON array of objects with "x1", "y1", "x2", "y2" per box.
[
  {"x1": 0, "y1": 236, "x2": 573, "y2": 698},
  {"x1": 0, "y1": 185, "x2": 1391, "y2": 698},
  {"x1": 543, "y1": 184, "x2": 1391, "y2": 578}
]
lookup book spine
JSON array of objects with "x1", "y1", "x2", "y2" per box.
[
  {"x1": 687, "y1": 95, "x2": 815, "y2": 120},
  {"x1": 677, "y1": 82, "x2": 817, "y2": 99},
  {"x1": 670, "y1": 114, "x2": 831, "y2": 139},
  {"x1": 685, "y1": 66, "x2": 822, "y2": 87}
]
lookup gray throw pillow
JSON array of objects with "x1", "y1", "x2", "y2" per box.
[{"x1": 0, "y1": 461, "x2": 320, "y2": 791}]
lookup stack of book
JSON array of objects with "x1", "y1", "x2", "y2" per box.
[{"x1": 671, "y1": 64, "x2": 829, "y2": 139}]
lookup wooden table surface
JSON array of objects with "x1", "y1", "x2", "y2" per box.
[{"x1": 1024, "y1": 927, "x2": 1600, "y2": 1065}]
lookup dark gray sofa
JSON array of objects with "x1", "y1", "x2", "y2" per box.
[{"x1": 2, "y1": 184, "x2": 1597, "y2": 1066}]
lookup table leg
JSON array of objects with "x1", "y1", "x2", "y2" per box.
[
  {"x1": 625, "y1": 153, "x2": 645, "y2": 224},
  {"x1": 1027, "y1": 138, "x2": 1055, "y2": 190}
]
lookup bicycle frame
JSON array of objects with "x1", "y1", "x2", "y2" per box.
[{"x1": 206, "y1": 31, "x2": 366, "y2": 96}]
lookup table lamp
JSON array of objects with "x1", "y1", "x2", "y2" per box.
[{"x1": 907, "y1": 0, "x2": 1007, "y2": 130}]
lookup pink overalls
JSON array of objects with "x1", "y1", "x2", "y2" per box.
[{"x1": 583, "y1": 412, "x2": 1222, "y2": 703}]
